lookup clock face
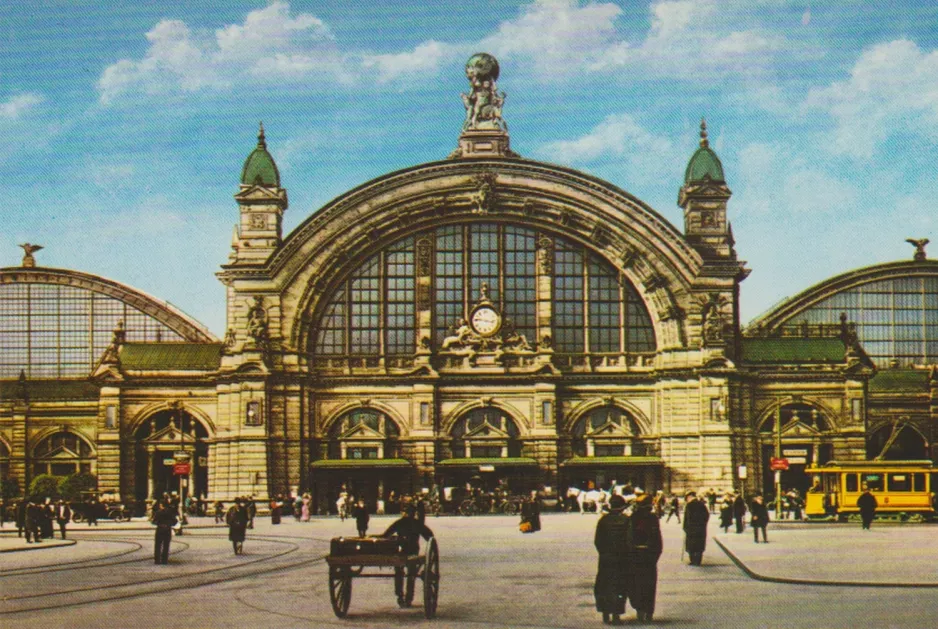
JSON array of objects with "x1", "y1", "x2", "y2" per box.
[{"x1": 471, "y1": 306, "x2": 500, "y2": 336}]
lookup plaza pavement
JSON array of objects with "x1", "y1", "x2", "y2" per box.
[{"x1": 1, "y1": 513, "x2": 937, "y2": 628}]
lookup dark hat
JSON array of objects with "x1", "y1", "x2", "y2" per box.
[
  {"x1": 608, "y1": 495, "x2": 627, "y2": 512},
  {"x1": 684, "y1": 490, "x2": 697, "y2": 498}
]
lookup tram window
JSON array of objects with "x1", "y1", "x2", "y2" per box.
[
  {"x1": 863, "y1": 474, "x2": 884, "y2": 491},
  {"x1": 913, "y1": 473, "x2": 926, "y2": 492},
  {"x1": 887, "y1": 474, "x2": 911, "y2": 492},
  {"x1": 845, "y1": 474, "x2": 858, "y2": 492}
]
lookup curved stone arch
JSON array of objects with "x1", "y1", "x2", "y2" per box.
[
  {"x1": 441, "y1": 399, "x2": 530, "y2": 437},
  {"x1": 0, "y1": 267, "x2": 217, "y2": 342},
  {"x1": 241, "y1": 160, "x2": 702, "y2": 352},
  {"x1": 0, "y1": 432, "x2": 12, "y2": 455},
  {"x1": 753, "y1": 397, "x2": 840, "y2": 433},
  {"x1": 562, "y1": 398, "x2": 653, "y2": 437},
  {"x1": 868, "y1": 420, "x2": 929, "y2": 443},
  {"x1": 747, "y1": 260, "x2": 938, "y2": 331},
  {"x1": 319, "y1": 401, "x2": 410, "y2": 439},
  {"x1": 127, "y1": 401, "x2": 217, "y2": 438},
  {"x1": 30, "y1": 426, "x2": 97, "y2": 457}
]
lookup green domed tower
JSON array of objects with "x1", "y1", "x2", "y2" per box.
[
  {"x1": 684, "y1": 119, "x2": 725, "y2": 184},
  {"x1": 678, "y1": 118, "x2": 735, "y2": 260},
  {"x1": 230, "y1": 122, "x2": 288, "y2": 265}
]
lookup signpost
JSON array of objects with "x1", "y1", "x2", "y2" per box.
[
  {"x1": 770, "y1": 457, "x2": 790, "y2": 471},
  {"x1": 173, "y1": 463, "x2": 191, "y2": 475}
]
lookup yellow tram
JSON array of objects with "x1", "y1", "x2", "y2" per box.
[{"x1": 804, "y1": 460, "x2": 938, "y2": 521}]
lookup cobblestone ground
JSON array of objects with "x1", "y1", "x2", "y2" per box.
[{"x1": 2, "y1": 514, "x2": 937, "y2": 628}]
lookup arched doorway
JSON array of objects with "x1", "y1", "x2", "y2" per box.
[
  {"x1": 759, "y1": 402, "x2": 833, "y2": 495},
  {"x1": 866, "y1": 422, "x2": 928, "y2": 460},
  {"x1": 133, "y1": 408, "x2": 210, "y2": 505},
  {"x1": 32, "y1": 431, "x2": 95, "y2": 478},
  {"x1": 311, "y1": 408, "x2": 409, "y2": 515}
]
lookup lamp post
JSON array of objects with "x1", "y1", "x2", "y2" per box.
[
  {"x1": 171, "y1": 401, "x2": 189, "y2": 535},
  {"x1": 775, "y1": 401, "x2": 783, "y2": 519}
]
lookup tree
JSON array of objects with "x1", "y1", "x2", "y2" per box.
[
  {"x1": 58, "y1": 472, "x2": 98, "y2": 502},
  {"x1": 29, "y1": 474, "x2": 62, "y2": 500},
  {"x1": 1, "y1": 477, "x2": 20, "y2": 500}
]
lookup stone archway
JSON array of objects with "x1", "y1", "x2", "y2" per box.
[
  {"x1": 757, "y1": 402, "x2": 834, "y2": 495},
  {"x1": 132, "y1": 408, "x2": 211, "y2": 504},
  {"x1": 866, "y1": 422, "x2": 928, "y2": 460}
]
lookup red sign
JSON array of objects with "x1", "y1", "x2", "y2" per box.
[
  {"x1": 173, "y1": 463, "x2": 191, "y2": 475},
  {"x1": 769, "y1": 457, "x2": 789, "y2": 471}
]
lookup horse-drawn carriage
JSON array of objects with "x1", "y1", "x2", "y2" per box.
[{"x1": 326, "y1": 535, "x2": 440, "y2": 619}]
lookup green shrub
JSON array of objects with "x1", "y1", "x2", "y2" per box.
[
  {"x1": 1, "y1": 477, "x2": 20, "y2": 500},
  {"x1": 28, "y1": 474, "x2": 62, "y2": 501},
  {"x1": 58, "y1": 472, "x2": 97, "y2": 502}
]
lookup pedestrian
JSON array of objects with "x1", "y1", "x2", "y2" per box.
[
  {"x1": 520, "y1": 491, "x2": 541, "y2": 533},
  {"x1": 383, "y1": 503, "x2": 434, "y2": 607},
  {"x1": 683, "y1": 491, "x2": 709, "y2": 566},
  {"x1": 857, "y1": 485, "x2": 878, "y2": 530},
  {"x1": 0, "y1": 498, "x2": 5, "y2": 528},
  {"x1": 270, "y1": 494, "x2": 283, "y2": 524},
  {"x1": 301, "y1": 493, "x2": 311, "y2": 522},
  {"x1": 151, "y1": 499, "x2": 177, "y2": 564},
  {"x1": 16, "y1": 499, "x2": 27, "y2": 538},
  {"x1": 41, "y1": 499, "x2": 55, "y2": 539},
  {"x1": 55, "y1": 500, "x2": 71, "y2": 540},
  {"x1": 593, "y1": 494, "x2": 630, "y2": 625},
  {"x1": 750, "y1": 493, "x2": 769, "y2": 543},
  {"x1": 352, "y1": 499, "x2": 370, "y2": 537},
  {"x1": 719, "y1": 495, "x2": 733, "y2": 533},
  {"x1": 247, "y1": 495, "x2": 257, "y2": 529},
  {"x1": 226, "y1": 497, "x2": 249, "y2": 555},
  {"x1": 213, "y1": 500, "x2": 225, "y2": 524},
  {"x1": 293, "y1": 494, "x2": 303, "y2": 522},
  {"x1": 336, "y1": 489, "x2": 349, "y2": 521},
  {"x1": 653, "y1": 491, "x2": 665, "y2": 519},
  {"x1": 733, "y1": 492, "x2": 747, "y2": 533},
  {"x1": 86, "y1": 497, "x2": 99, "y2": 526},
  {"x1": 665, "y1": 493, "x2": 681, "y2": 523},
  {"x1": 416, "y1": 495, "x2": 428, "y2": 526},
  {"x1": 628, "y1": 493, "x2": 663, "y2": 623},
  {"x1": 707, "y1": 488, "x2": 717, "y2": 514},
  {"x1": 25, "y1": 498, "x2": 42, "y2": 544}
]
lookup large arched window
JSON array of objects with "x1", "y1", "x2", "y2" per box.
[
  {"x1": 0, "y1": 440, "x2": 9, "y2": 484},
  {"x1": 327, "y1": 409, "x2": 401, "y2": 460},
  {"x1": 312, "y1": 223, "x2": 655, "y2": 360},
  {"x1": 450, "y1": 408, "x2": 521, "y2": 458},
  {"x1": 571, "y1": 406, "x2": 645, "y2": 457},
  {"x1": 32, "y1": 431, "x2": 95, "y2": 477}
]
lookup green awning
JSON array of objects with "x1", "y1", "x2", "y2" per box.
[
  {"x1": 120, "y1": 343, "x2": 223, "y2": 371},
  {"x1": 436, "y1": 457, "x2": 539, "y2": 468},
  {"x1": 741, "y1": 338, "x2": 845, "y2": 364},
  {"x1": 310, "y1": 458, "x2": 413, "y2": 469},
  {"x1": 561, "y1": 456, "x2": 665, "y2": 467}
]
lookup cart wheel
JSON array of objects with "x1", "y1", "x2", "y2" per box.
[
  {"x1": 72, "y1": 513, "x2": 84, "y2": 523},
  {"x1": 458, "y1": 500, "x2": 474, "y2": 517},
  {"x1": 501, "y1": 501, "x2": 518, "y2": 515},
  {"x1": 111, "y1": 512, "x2": 126, "y2": 523},
  {"x1": 423, "y1": 537, "x2": 440, "y2": 619},
  {"x1": 329, "y1": 566, "x2": 352, "y2": 618}
]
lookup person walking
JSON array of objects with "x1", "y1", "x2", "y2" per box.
[
  {"x1": 226, "y1": 498, "x2": 249, "y2": 555},
  {"x1": 25, "y1": 498, "x2": 42, "y2": 544},
  {"x1": 750, "y1": 493, "x2": 769, "y2": 543},
  {"x1": 55, "y1": 500, "x2": 71, "y2": 540},
  {"x1": 593, "y1": 494, "x2": 630, "y2": 625},
  {"x1": 383, "y1": 504, "x2": 434, "y2": 607},
  {"x1": 15, "y1": 499, "x2": 26, "y2": 538},
  {"x1": 86, "y1": 497, "x2": 99, "y2": 527},
  {"x1": 270, "y1": 495, "x2": 283, "y2": 525},
  {"x1": 733, "y1": 492, "x2": 747, "y2": 534},
  {"x1": 706, "y1": 488, "x2": 717, "y2": 514},
  {"x1": 301, "y1": 493, "x2": 311, "y2": 522},
  {"x1": 151, "y1": 499, "x2": 177, "y2": 564},
  {"x1": 628, "y1": 493, "x2": 663, "y2": 623},
  {"x1": 213, "y1": 500, "x2": 225, "y2": 524},
  {"x1": 247, "y1": 496, "x2": 257, "y2": 529},
  {"x1": 352, "y1": 499, "x2": 370, "y2": 537},
  {"x1": 665, "y1": 493, "x2": 681, "y2": 523},
  {"x1": 520, "y1": 491, "x2": 542, "y2": 533},
  {"x1": 857, "y1": 486, "x2": 878, "y2": 530},
  {"x1": 719, "y1": 495, "x2": 733, "y2": 533},
  {"x1": 683, "y1": 491, "x2": 710, "y2": 566},
  {"x1": 41, "y1": 499, "x2": 55, "y2": 539}
]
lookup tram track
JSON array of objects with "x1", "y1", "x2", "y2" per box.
[{"x1": 0, "y1": 534, "x2": 325, "y2": 615}]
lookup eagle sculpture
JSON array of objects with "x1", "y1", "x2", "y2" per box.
[
  {"x1": 906, "y1": 238, "x2": 929, "y2": 262},
  {"x1": 18, "y1": 243, "x2": 43, "y2": 267}
]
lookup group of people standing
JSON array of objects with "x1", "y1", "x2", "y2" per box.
[{"x1": 8, "y1": 498, "x2": 72, "y2": 543}]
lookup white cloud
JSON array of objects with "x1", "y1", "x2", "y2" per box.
[
  {"x1": 0, "y1": 92, "x2": 44, "y2": 119},
  {"x1": 98, "y1": 2, "x2": 349, "y2": 103},
  {"x1": 803, "y1": 39, "x2": 938, "y2": 157},
  {"x1": 362, "y1": 41, "x2": 456, "y2": 84}
]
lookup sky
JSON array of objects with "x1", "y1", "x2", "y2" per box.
[{"x1": 2, "y1": 0, "x2": 938, "y2": 337}]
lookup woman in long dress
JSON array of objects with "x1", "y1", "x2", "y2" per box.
[
  {"x1": 628, "y1": 493, "x2": 663, "y2": 622},
  {"x1": 594, "y1": 494, "x2": 630, "y2": 625},
  {"x1": 301, "y1": 493, "x2": 311, "y2": 522},
  {"x1": 226, "y1": 498, "x2": 248, "y2": 555}
]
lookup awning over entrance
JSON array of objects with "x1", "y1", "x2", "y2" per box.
[
  {"x1": 561, "y1": 456, "x2": 665, "y2": 467},
  {"x1": 310, "y1": 458, "x2": 413, "y2": 469},
  {"x1": 437, "y1": 457, "x2": 539, "y2": 468}
]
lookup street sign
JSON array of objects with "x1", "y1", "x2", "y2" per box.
[
  {"x1": 163, "y1": 458, "x2": 175, "y2": 466},
  {"x1": 737, "y1": 465, "x2": 748, "y2": 479},
  {"x1": 479, "y1": 465, "x2": 495, "y2": 472},
  {"x1": 770, "y1": 457, "x2": 790, "y2": 471},
  {"x1": 173, "y1": 463, "x2": 191, "y2": 475}
]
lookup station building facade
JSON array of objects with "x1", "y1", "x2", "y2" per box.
[{"x1": 1, "y1": 57, "x2": 934, "y2": 511}]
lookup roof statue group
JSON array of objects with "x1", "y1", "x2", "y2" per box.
[{"x1": 461, "y1": 53, "x2": 507, "y2": 132}]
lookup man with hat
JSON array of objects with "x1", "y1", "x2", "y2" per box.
[
  {"x1": 682, "y1": 491, "x2": 710, "y2": 566},
  {"x1": 628, "y1": 492, "x2": 662, "y2": 622},
  {"x1": 594, "y1": 494, "x2": 630, "y2": 625}
]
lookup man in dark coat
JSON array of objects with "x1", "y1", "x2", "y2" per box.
[
  {"x1": 594, "y1": 494, "x2": 630, "y2": 625},
  {"x1": 383, "y1": 504, "x2": 434, "y2": 607},
  {"x1": 86, "y1": 497, "x2": 99, "y2": 526},
  {"x1": 628, "y1": 493, "x2": 663, "y2": 622},
  {"x1": 247, "y1": 496, "x2": 257, "y2": 529},
  {"x1": 16, "y1": 499, "x2": 27, "y2": 538},
  {"x1": 352, "y1": 499, "x2": 370, "y2": 537},
  {"x1": 857, "y1": 486, "x2": 878, "y2": 530},
  {"x1": 25, "y1": 499, "x2": 42, "y2": 543},
  {"x1": 41, "y1": 500, "x2": 55, "y2": 539},
  {"x1": 226, "y1": 498, "x2": 249, "y2": 555},
  {"x1": 750, "y1": 494, "x2": 770, "y2": 542},
  {"x1": 152, "y1": 499, "x2": 178, "y2": 564},
  {"x1": 733, "y1": 493, "x2": 747, "y2": 533},
  {"x1": 520, "y1": 491, "x2": 542, "y2": 533},
  {"x1": 55, "y1": 500, "x2": 71, "y2": 540},
  {"x1": 683, "y1": 491, "x2": 710, "y2": 566}
]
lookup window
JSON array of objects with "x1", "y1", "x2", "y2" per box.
[
  {"x1": 470, "y1": 445, "x2": 503, "y2": 458},
  {"x1": 845, "y1": 474, "x2": 858, "y2": 492},
  {"x1": 245, "y1": 401, "x2": 262, "y2": 426},
  {"x1": 913, "y1": 473, "x2": 926, "y2": 492},
  {"x1": 386, "y1": 238, "x2": 415, "y2": 355},
  {"x1": 887, "y1": 473, "x2": 911, "y2": 492},
  {"x1": 347, "y1": 447, "x2": 379, "y2": 460},
  {"x1": 862, "y1": 473, "x2": 884, "y2": 491},
  {"x1": 105, "y1": 405, "x2": 117, "y2": 429},
  {"x1": 595, "y1": 444, "x2": 624, "y2": 457},
  {"x1": 553, "y1": 240, "x2": 584, "y2": 352},
  {"x1": 420, "y1": 402, "x2": 430, "y2": 426},
  {"x1": 541, "y1": 400, "x2": 553, "y2": 425}
]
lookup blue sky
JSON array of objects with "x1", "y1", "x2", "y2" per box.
[{"x1": 2, "y1": 1, "x2": 938, "y2": 336}]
